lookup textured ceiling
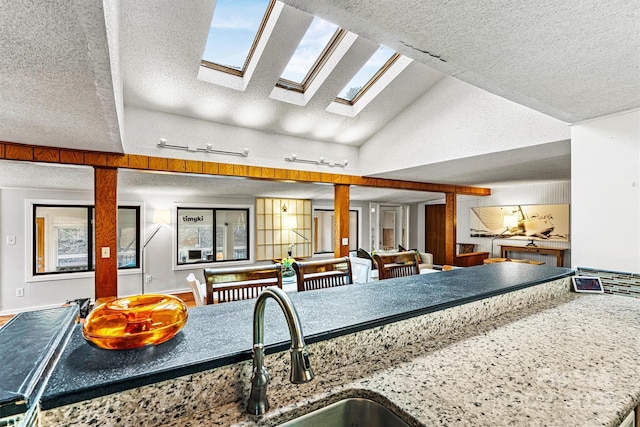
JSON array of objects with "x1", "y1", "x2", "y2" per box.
[
  {"x1": 0, "y1": 0, "x2": 637, "y2": 196},
  {"x1": 283, "y1": 0, "x2": 640, "y2": 123},
  {"x1": 0, "y1": 0, "x2": 122, "y2": 152},
  {"x1": 119, "y1": 0, "x2": 444, "y2": 147}
]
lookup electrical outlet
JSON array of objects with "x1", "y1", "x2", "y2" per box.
[
  {"x1": 16, "y1": 288, "x2": 24, "y2": 297},
  {"x1": 7, "y1": 235, "x2": 16, "y2": 245},
  {"x1": 145, "y1": 274, "x2": 153, "y2": 284}
]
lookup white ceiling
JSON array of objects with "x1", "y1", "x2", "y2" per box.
[{"x1": 0, "y1": 0, "x2": 637, "y2": 198}]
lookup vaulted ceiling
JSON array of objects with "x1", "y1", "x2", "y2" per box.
[{"x1": 0, "y1": 0, "x2": 638, "y2": 198}]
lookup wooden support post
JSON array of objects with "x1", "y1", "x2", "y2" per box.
[
  {"x1": 94, "y1": 167, "x2": 118, "y2": 299},
  {"x1": 334, "y1": 184, "x2": 350, "y2": 257},
  {"x1": 445, "y1": 192, "x2": 456, "y2": 265}
]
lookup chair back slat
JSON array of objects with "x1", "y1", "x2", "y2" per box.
[
  {"x1": 373, "y1": 251, "x2": 420, "y2": 280},
  {"x1": 203, "y1": 264, "x2": 283, "y2": 304},
  {"x1": 293, "y1": 257, "x2": 353, "y2": 292}
]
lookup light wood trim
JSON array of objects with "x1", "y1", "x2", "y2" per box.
[
  {"x1": 333, "y1": 184, "x2": 350, "y2": 257},
  {"x1": 36, "y1": 217, "x2": 45, "y2": 273},
  {"x1": 0, "y1": 142, "x2": 490, "y2": 196},
  {"x1": 94, "y1": 167, "x2": 118, "y2": 299}
]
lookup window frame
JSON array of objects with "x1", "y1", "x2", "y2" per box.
[
  {"x1": 200, "y1": 0, "x2": 276, "y2": 77},
  {"x1": 335, "y1": 52, "x2": 401, "y2": 105},
  {"x1": 174, "y1": 204, "x2": 253, "y2": 269},
  {"x1": 312, "y1": 206, "x2": 361, "y2": 255},
  {"x1": 275, "y1": 27, "x2": 347, "y2": 93},
  {"x1": 30, "y1": 203, "x2": 141, "y2": 278}
]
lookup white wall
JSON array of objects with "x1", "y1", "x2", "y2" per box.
[
  {"x1": 359, "y1": 76, "x2": 570, "y2": 175},
  {"x1": 571, "y1": 110, "x2": 640, "y2": 273},
  {"x1": 124, "y1": 106, "x2": 360, "y2": 174},
  {"x1": 0, "y1": 188, "x2": 100, "y2": 314},
  {"x1": 456, "y1": 181, "x2": 571, "y2": 266},
  {"x1": 0, "y1": 184, "x2": 377, "y2": 314}
]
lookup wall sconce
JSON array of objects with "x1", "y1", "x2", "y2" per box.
[
  {"x1": 285, "y1": 154, "x2": 348, "y2": 168},
  {"x1": 158, "y1": 138, "x2": 249, "y2": 157}
]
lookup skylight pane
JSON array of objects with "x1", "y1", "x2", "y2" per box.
[
  {"x1": 338, "y1": 46, "x2": 396, "y2": 101},
  {"x1": 280, "y1": 17, "x2": 339, "y2": 84},
  {"x1": 202, "y1": 0, "x2": 270, "y2": 71}
]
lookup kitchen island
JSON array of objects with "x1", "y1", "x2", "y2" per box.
[{"x1": 31, "y1": 263, "x2": 640, "y2": 425}]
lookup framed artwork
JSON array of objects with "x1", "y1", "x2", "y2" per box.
[{"x1": 470, "y1": 204, "x2": 569, "y2": 242}]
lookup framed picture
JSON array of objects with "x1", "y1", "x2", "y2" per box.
[
  {"x1": 571, "y1": 276, "x2": 604, "y2": 293},
  {"x1": 470, "y1": 204, "x2": 569, "y2": 243}
]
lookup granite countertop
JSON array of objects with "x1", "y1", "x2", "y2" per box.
[
  {"x1": 41, "y1": 263, "x2": 573, "y2": 409},
  {"x1": 192, "y1": 293, "x2": 640, "y2": 427}
]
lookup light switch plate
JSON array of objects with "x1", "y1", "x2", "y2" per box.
[
  {"x1": 342, "y1": 237, "x2": 349, "y2": 245},
  {"x1": 101, "y1": 247, "x2": 110, "y2": 258},
  {"x1": 7, "y1": 235, "x2": 16, "y2": 245}
]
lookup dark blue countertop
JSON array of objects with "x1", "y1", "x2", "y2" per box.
[
  {"x1": 40, "y1": 263, "x2": 573, "y2": 409},
  {"x1": 0, "y1": 305, "x2": 78, "y2": 418}
]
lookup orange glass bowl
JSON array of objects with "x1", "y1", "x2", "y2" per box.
[{"x1": 83, "y1": 294, "x2": 188, "y2": 350}]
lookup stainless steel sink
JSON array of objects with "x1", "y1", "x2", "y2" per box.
[{"x1": 278, "y1": 397, "x2": 410, "y2": 427}]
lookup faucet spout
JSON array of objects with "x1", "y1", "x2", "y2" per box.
[{"x1": 247, "y1": 287, "x2": 314, "y2": 415}]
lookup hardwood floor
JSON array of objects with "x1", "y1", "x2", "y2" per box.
[{"x1": 0, "y1": 315, "x2": 14, "y2": 328}]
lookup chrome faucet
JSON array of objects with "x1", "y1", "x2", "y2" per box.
[{"x1": 247, "y1": 287, "x2": 314, "y2": 415}]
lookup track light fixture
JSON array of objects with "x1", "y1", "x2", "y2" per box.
[
  {"x1": 284, "y1": 154, "x2": 348, "y2": 168},
  {"x1": 158, "y1": 138, "x2": 249, "y2": 157}
]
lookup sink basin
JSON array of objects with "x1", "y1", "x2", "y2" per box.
[{"x1": 278, "y1": 398, "x2": 410, "y2": 427}]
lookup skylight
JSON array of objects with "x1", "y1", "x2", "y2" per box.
[
  {"x1": 337, "y1": 46, "x2": 398, "y2": 103},
  {"x1": 201, "y1": 0, "x2": 272, "y2": 74},
  {"x1": 279, "y1": 17, "x2": 341, "y2": 87}
]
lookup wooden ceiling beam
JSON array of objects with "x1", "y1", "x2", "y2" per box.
[{"x1": 0, "y1": 141, "x2": 491, "y2": 196}]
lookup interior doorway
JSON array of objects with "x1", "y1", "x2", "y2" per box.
[{"x1": 425, "y1": 204, "x2": 446, "y2": 265}]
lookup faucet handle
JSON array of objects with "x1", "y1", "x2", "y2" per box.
[
  {"x1": 290, "y1": 347, "x2": 314, "y2": 384},
  {"x1": 247, "y1": 344, "x2": 271, "y2": 415}
]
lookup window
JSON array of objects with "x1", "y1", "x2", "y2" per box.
[
  {"x1": 277, "y1": 17, "x2": 344, "y2": 91},
  {"x1": 33, "y1": 205, "x2": 140, "y2": 275},
  {"x1": 336, "y1": 46, "x2": 399, "y2": 104},
  {"x1": 177, "y1": 207, "x2": 249, "y2": 264},
  {"x1": 313, "y1": 209, "x2": 359, "y2": 254},
  {"x1": 201, "y1": 0, "x2": 273, "y2": 75}
]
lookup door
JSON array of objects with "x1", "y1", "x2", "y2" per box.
[
  {"x1": 425, "y1": 204, "x2": 446, "y2": 265},
  {"x1": 381, "y1": 209, "x2": 396, "y2": 250}
]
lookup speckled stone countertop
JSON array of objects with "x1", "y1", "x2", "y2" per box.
[
  {"x1": 216, "y1": 293, "x2": 639, "y2": 427},
  {"x1": 41, "y1": 263, "x2": 572, "y2": 409},
  {"x1": 39, "y1": 272, "x2": 640, "y2": 427}
]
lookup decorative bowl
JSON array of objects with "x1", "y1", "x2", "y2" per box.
[{"x1": 83, "y1": 294, "x2": 188, "y2": 350}]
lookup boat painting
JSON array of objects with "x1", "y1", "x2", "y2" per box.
[{"x1": 470, "y1": 204, "x2": 569, "y2": 242}]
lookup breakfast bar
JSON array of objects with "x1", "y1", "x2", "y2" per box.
[{"x1": 4, "y1": 263, "x2": 640, "y2": 426}]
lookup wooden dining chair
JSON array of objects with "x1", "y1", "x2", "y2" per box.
[
  {"x1": 203, "y1": 264, "x2": 283, "y2": 304},
  {"x1": 373, "y1": 251, "x2": 420, "y2": 280},
  {"x1": 293, "y1": 257, "x2": 353, "y2": 292}
]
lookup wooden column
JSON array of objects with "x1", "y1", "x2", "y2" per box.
[
  {"x1": 444, "y1": 192, "x2": 457, "y2": 265},
  {"x1": 94, "y1": 167, "x2": 118, "y2": 299},
  {"x1": 333, "y1": 184, "x2": 350, "y2": 257}
]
